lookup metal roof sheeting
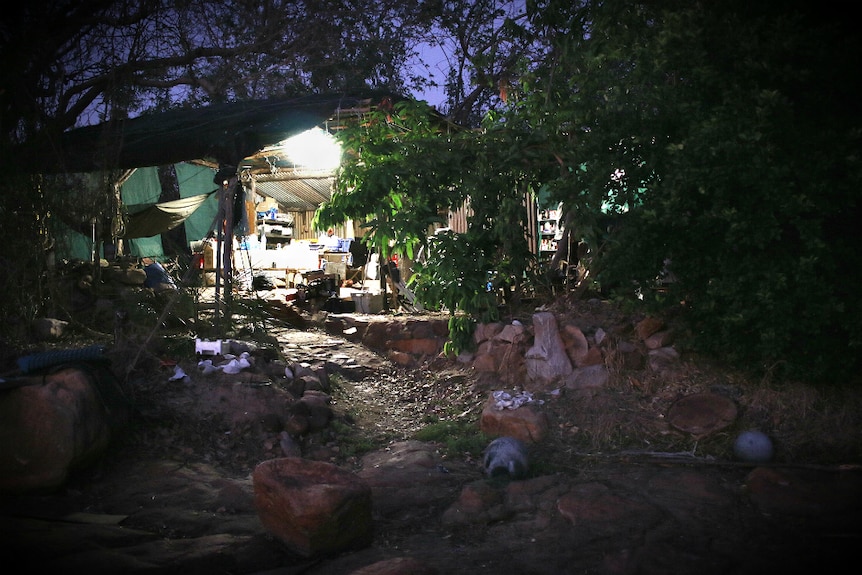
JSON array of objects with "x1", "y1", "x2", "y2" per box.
[{"x1": 252, "y1": 174, "x2": 334, "y2": 212}]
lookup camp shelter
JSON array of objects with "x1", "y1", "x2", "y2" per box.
[{"x1": 25, "y1": 94, "x2": 382, "y2": 266}]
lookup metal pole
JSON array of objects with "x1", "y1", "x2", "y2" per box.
[
  {"x1": 214, "y1": 189, "x2": 225, "y2": 333},
  {"x1": 222, "y1": 177, "x2": 237, "y2": 325}
]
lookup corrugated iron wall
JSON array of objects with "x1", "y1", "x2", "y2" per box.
[
  {"x1": 447, "y1": 203, "x2": 469, "y2": 233},
  {"x1": 446, "y1": 192, "x2": 540, "y2": 257}
]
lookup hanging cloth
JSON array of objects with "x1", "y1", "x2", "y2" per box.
[{"x1": 121, "y1": 191, "x2": 215, "y2": 239}]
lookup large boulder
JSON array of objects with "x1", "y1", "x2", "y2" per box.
[
  {"x1": 524, "y1": 312, "x2": 573, "y2": 391},
  {"x1": 357, "y1": 440, "x2": 463, "y2": 519},
  {"x1": 252, "y1": 457, "x2": 373, "y2": 557},
  {"x1": 0, "y1": 366, "x2": 128, "y2": 493}
]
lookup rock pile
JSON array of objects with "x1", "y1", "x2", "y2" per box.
[{"x1": 326, "y1": 307, "x2": 680, "y2": 446}]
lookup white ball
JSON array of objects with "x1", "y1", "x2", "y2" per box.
[{"x1": 733, "y1": 430, "x2": 774, "y2": 463}]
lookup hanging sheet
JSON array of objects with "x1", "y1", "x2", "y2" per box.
[{"x1": 122, "y1": 192, "x2": 215, "y2": 239}]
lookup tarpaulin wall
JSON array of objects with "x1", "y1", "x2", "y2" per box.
[
  {"x1": 123, "y1": 163, "x2": 219, "y2": 259},
  {"x1": 58, "y1": 163, "x2": 219, "y2": 261}
]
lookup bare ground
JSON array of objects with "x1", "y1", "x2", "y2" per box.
[{"x1": 2, "y1": 298, "x2": 862, "y2": 574}]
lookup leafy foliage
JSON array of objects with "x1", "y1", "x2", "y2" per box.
[
  {"x1": 517, "y1": 0, "x2": 862, "y2": 382},
  {"x1": 320, "y1": 98, "x2": 555, "y2": 354},
  {"x1": 323, "y1": 1, "x2": 862, "y2": 383}
]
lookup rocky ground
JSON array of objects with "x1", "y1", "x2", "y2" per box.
[{"x1": 2, "y1": 299, "x2": 862, "y2": 574}]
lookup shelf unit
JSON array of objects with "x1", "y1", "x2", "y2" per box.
[
  {"x1": 537, "y1": 204, "x2": 563, "y2": 265},
  {"x1": 257, "y1": 218, "x2": 294, "y2": 249}
]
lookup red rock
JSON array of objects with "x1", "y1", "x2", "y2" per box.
[
  {"x1": 456, "y1": 480, "x2": 503, "y2": 513},
  {"x1": 474, "y1": 322, "x2": 504, "y2": 344},
  {"x1": 635, "y1": 316, "x2": 665, "y2": 340},
  {"x1": 644, "y1": 329, "x2": 674, "y2": 350},
  {"x1": 472, "y1": 346, "x2": 500, "y2": 372},
  {"x1": 292, "y1": 393, "x2": 333, "y2": 432},
  {"x1": 362, "y1": 322, "x2": 392, "y2": 351},
  {"x1": 494, "y1": 323, "x2": 526, "y2": 344},
  {"x1": 667, "y1": 392, "x2": 737, "y2": 437},
  {"x1": 387, "y1": 350, "x2": 413, "y2": 366},
  {"x1": 577, "y1": 346, "x2": 604, "y2": 367},
  {"x1": 0, "y1": 367, "x2": 126, "y2": 493},
  {"x1": 480, "y1": 396, "x2": 548, "y2": 443},
  {"x1": 557, "y1": 482, "x2": 659, "y2": 528},
  {"x1": 283, "y1": 412, "x2": 310, "y2": 435},
  {"x1": 564, "y1": 364, "x2": 610, "y2": 390},
  {"x1": 561, "y1": 323, "x2": 590, "y2": 365},
  {"x1": 441, "y1": 480, "x2": 503, "y2": 526},
  {"x1": 472, "y1": 339, "x2": 515, "y2": 374},
  {"x1": 406, "y1": 319, "x2": 435, "y2": 338},
  {"x1": 253, "y1": 457, "x2": 373, "y2": 557},
  {"x1": 390, "y1": 337, "x2": 441, "y2": 356}
]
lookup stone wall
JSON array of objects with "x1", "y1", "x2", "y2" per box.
[{"x1": 325, "y1": 309, "x2": 676, "y2": 394}]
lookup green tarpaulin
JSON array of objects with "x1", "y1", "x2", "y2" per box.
[
  {"x1": 58, "y1": 163, "x2": 221, "y2": 260},
  {"x1": 121, "y1": 163, "x2": 220, "y2": 259},
  {"x1": 123, "y1": 192, "x2": 214, "y2": 239}
]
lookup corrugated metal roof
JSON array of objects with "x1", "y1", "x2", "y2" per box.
[{"x1": 253, "y1": 173, "x2": 334, "y2": 212}]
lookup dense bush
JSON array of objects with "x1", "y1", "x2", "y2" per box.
[{"x1": 322, "y1": 1, "x2": 861, "y2": 384}]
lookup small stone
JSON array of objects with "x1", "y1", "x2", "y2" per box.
[{"x1": 733, "y1": 430, "x2": 774, "y2": 463}]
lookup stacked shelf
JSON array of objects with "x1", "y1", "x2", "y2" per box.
[
  {"x1": 538, "y1": 206, "x2": 562, "y2": 263},
  {"x1": 257, "y1": 218, "x2": 293, "y2": 249}
]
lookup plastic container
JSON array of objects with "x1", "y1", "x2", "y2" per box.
[
  {"x1": 195, "y1": 339, "x2": 231, "y2": 356},
  {"x1": 351, "y1": 292, "x2": 370, "y2": 313}
]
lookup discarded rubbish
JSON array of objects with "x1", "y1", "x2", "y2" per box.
[
  {"x1": 492, "y1": 390, "x2": 543, "y2": 410},
  {"x1": 195, "y1": 339, "x2": 231, "y2": 356},
  {"x1": 221, "y1": 359, "x2": 242, "y2": 374},
  {"x1": 198, "y1": 359, "x2": 218, "y2": 375},
  {"x1": 197, "y1": 351, "x2": 253, "y2": 376},
  {"x1": 237, "y1": 352, "x2": 252, "y2": 369},
  {"x1": 168, "y1": 365, "x2": 188, "y2": 382}
]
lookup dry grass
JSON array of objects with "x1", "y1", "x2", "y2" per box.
[
  {"x1": 742, "y1": 380, "x2": 862, "y2": 463},
  {"x1": 541, "y1": 350, "x2": 862, "y2": 467}
]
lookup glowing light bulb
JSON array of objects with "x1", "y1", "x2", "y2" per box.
[{"x1": 279, "y1": 128, "x2": 342, "y2": 171}]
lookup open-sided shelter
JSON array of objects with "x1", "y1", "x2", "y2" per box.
[{"x1": 18, "y1": 94, "x2": 380, "y2": 266}]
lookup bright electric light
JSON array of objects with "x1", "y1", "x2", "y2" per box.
[{"x1": 279, "y1": 127, "x2": 342, "y2": 171}]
